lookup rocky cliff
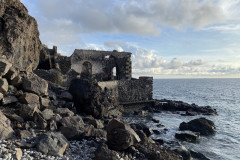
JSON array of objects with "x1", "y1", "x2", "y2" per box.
[{"x1": 0, "y1": 0, "x2": 42, "y2": 70}]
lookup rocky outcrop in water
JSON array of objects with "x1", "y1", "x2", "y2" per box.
[
  {"x1": 0, "y1": 0, "x2": 42, "y2": 70},
  {"x1": 152, "y1": 99, "x2": 217, "y2": 116},
  {"x1": 179, "y1": 117, "x2": 216, "y2": 136}
]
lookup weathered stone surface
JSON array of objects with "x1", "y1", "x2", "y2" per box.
[
  {"x1": 179, "y1": 118, "x2": 216, "y2": 136},
  {"x1": 107, "y1": 119, "x2": 140, "y2": 151},
  {"x1": 16, "y1": 130, "x2": 33, "y2": 139},
  {"x1": 83, "y1": 116, "x2": 104, "y2": 129},
  {"x1": 36, "y1": 132, "x2": 68, "y2": 156},
  {"x1": 59, "y1": 91, "x2": 73, "y2": 101},
  {"x1": 40, "y1": 97, "x2": 51, "y2": 109},
  {"x1": 131, "y1": 123, "x2": 153, "y2": 137},
  {"x1": 41, "y1": 109, "x2": 54, "y2": 120},
  {"x1": 0, "y1": 58, "x2": 12, "y2": 76},
  {"x1": 55, "y1": 108, "x2": 74, "y2": 117},
  {"x1": 4, "y1": 113, "x2": 24, "y2": 123},
  {"x1": 22, "y1": 74, "x2": 48, "y2": 96},
  {"x1": 70, "y1": 78, "x2": 122, "y2": 118},
  {"x1": 10, "y1": 75, "x2": 22, "y2": 86},
  {"x1": 95, "y1": 143, "x2": 120, "y2": 160},
  {"x1": 0, "y1": 111, "x2": 14, "y2": 140},
  {"x1": 84, "y1": 125, "x2": 107, "y2": 139},
  {"x1": 175, "y1": 131, "x2": 200, "y2": 143},
  {"x1": 19, "y1": 92, "x2": 39, "y2": 104},
  {"x1": 4, "y1": 67, "x2": 18, "y2": 81},
  {"x1": 0, "y1": 0, "x2": 42, "y2": 71},
  {"x1": 0, "y1": 78, "x2": 8, "y2": 94},
  {"x1": 59, "y1": 116, "x2": 85, "y2": 140},
  {"x1": 20, "y1": 104, "x2": 40, "y2": 120},
  {"x1": 2, "y1": 95, "x2": 18, "y2": 105},
  {"x1": 135, "y1": 142, "x2": 182, "y2": 160}
]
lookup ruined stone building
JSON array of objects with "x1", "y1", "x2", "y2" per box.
[{"x1": 37, "y1": 46, "x2": 153, "y2": 105}]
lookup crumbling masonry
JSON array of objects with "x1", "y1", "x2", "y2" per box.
[{"x1": 37, "y1": 47, "x2": 153, "y2": 104}]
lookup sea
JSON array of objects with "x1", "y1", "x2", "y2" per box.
[{"x1": 151, "y1": 79, "x2": 240, "y2": 160}]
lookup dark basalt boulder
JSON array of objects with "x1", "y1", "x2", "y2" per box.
[
  {"x1": 179, "y1": 117, "x2": 216, "y2": 136},
  {"x1": 175, "y1": 131, "x2": 200, "y2": 143},
  {"x1": 107, "y1": 119, "x2": 140, "y2": 151},
  {"x1": 0, "y1": 0, "x2": 42, "y2": 71},
  {"x1": 95, "y1": 143, "x2": 120, "y2": 160},
  {"x1": 36, "y1": 132, "x2": 69, "y2": 156},
  {"x1": 154, "y1": 99, "x2": 217, "y2": 116},
  {"x1": 59, "y1": 116, "x2": 85, "y2": 140},
  {"x1": 131, "y1": 123, "x2": 153, "y2": 137}
]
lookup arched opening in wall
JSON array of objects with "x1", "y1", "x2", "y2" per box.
[
  {"x1": 112, "y1": 67, "x2": 116, "y2": 80},
  {"x1": 81, "y1": 61, "x2": 92, "y2": 78}
]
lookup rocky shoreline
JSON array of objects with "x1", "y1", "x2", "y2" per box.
[
  {"x1": 0, "y1": 59, "x2": 216, "y2": 159},
  {"x1": 0, "y1": 0, "x2": 217, "y2": 160}
]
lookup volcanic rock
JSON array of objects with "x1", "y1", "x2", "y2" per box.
[
  {"x1": 0, "y1": 92, "x2": 3, "y2": 100},
  {"x1": 19, "y1": 92, "x2": 39, "y2": 104},
  {"x1": 175, "y1": 131, "x2": 200, "y2": 143},
  {"x1": 0, "y1": 78, "x2": 8, "y2": 94},
  {"x1": 0, "y1": 0, "x2": 42, "y2": 70},
  {"x1": 95, "y1": 143, "x2": 120, "y2": 160},
  {"x1": 22, "y1": 73, "x2": 48, "y2": 96},
  {"x1": 0, "y1": 58, "x2": 12, "y2": 76},
  {"x1": 55, "y1": 108, "x2": 74, "y2": 117},
  {"x1": 174, "y1": 146, "x2": 192, "y2": 160},
  {"x1": 40, "y1": 97, "x2": 51, "y2": 109},
  {"x1": 179, "y1": 117, "x2": 216, "y2": 136},
  {"x1": 20, "y1": 104, "x2": 40, "y2": 120},
  {"x1": 36, "y1": 132, "x2": 69, "y2": 156},
  {"x1": 107, "y1": 119, "x2": 140, "y2": 151},
  {"x1": 0, "y1": 111, "x2": 14, "y2": 140},
  {"x1": 41, "y1": 109, "x2": 54, "y2": 120},
  {"x1": 59, "y1": 116, "x2": 85, "y2": 140},
  {"x1": 83, "y1": 116, "x2": 104, "y2": 129},
  {"x1": 2, "y1": 95, "x2": 18, "y2": 105},
  {"x1": 59, "y1": 91, "x2": 73, "y2": 101}
]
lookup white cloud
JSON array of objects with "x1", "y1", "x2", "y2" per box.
[
  {"x1": 103, "y1": 41, "x2": 240, "y2": 77},
  {"x1": 27, "y1": 0, "x2": 226, "y2": 39}
]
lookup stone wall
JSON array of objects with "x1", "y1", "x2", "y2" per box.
[
  {"x1": 56, "y1": 56, "x2": 71, "y2": 74},
  {"x1": 71, "y1": 50, "x2": 132, "y2": 81},
  {"x1": 98, "y1": 77, "x2": 153, "y2": 104}
]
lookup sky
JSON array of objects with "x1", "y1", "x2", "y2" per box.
[{"x1": 20, "y1": 0, "x2": 240, "y2": 79}]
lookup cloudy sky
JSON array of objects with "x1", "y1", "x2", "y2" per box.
[{"x1": 21, "y1": 0, "x2": 240, "y2": 78}]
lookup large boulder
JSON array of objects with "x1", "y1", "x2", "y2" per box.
[
  {"x1": 107, "y1": 119, "x2": 140, "y2": 151},
  {"x1": 175, "y1": 131, "x2": 200, "y2": 143},
  {"x1": 0, "y1": 0, "x2": 42, "y2": 71},
  {"x1": 95, "y1": 143, "x2": 120, "y2": 160},
  {"x1": 0, "y1": 111, "x2": 14, "y2": 140},
  {"x1": 179, "y1": 117, "x2": 216, "y2": 136},
  {"x1": 19, "y1": 104, "x2": 40, "y2": 120},
  {"x1": 59, "y1": 116, "x2": 85, "y2": 140},
  {"x1": 19, "y1": 92, "x2": 39, "y2": 104},
  {"x1": 36, "y1": 132, "x2": 69, "y2": 156},
  {"x1": 22, "y1": 73, "x2": 48, "y2": 96}
]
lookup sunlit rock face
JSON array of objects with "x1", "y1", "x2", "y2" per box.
[{"x1": 0, "y1": 0, "x2": 42, "y2": 71}]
